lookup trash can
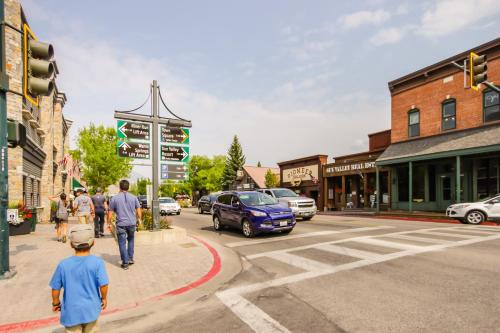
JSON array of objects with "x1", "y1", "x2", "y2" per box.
[{"x1": 28, "y1": 208, "x2": 37, "y2": 232}]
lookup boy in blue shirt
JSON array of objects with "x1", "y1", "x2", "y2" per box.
[{"x1": 50, "y1": 224, "x2": 109, "y2": 333}]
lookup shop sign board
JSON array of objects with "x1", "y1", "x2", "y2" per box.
[
  {"x1": 325, "y1": 161, "x2": 376, "y2": 176},
  {"x1": 282, "y1": 164, "x2": 319, "y2": 185}
]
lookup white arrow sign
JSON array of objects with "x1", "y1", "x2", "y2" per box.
[
  {"x1": 119, "y1": 122, "x2": 128, "y2": 138},
  {"x1": 120, "y1": 141, "x2": 131, "y2": 150}
]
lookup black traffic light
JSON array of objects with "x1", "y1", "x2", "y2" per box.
[
  {"x1": 469, "y1": 52, "x2": 487, "y2": 91},
  {"x1": 7, "y1": 119, "x2": 27, "y2": 148},
  {"x1": 23, "y1": 23, "x2": 55, "y2": 105}
]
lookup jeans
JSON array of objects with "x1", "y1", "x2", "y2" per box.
[
  {"x1": 117, "y1": 225, "x2": 135, "y2": 265},
  {"x1": 94, "y1": 211, "x2": 105, "y2": 236}
]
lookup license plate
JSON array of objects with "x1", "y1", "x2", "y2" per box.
[{"x1": 280, "y1": 221, "x2": 288, "y2": 227}]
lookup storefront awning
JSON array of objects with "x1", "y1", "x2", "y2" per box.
[
  {"x1": 72, "y1": 178, "x2": 85, "y2": 190},
  {"x1": 377, "y1": 124, "x2": 500, "y2": 166}
]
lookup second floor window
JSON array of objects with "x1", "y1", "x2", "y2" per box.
[
  {"x1": 408, "y1": 109, "x2": 420, "y2": 137},
  {"x1": 442, "y1": 99, "x2": 456, "y2": 130},
  {"x1": 484, "y1": 88, "x2": 499, "y2": 123}
]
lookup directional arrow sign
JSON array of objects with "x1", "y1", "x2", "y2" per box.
[
  {"x1": 118, "y1": 141, "x2": 150, "y2": 159},
  {"x1": 117, "y1": 120, "x2": 151, "y2": 141},
  {"x1": 160, "y1": 164, "x2": 188, "y2": 180},
  {"x1": 162, "y1": 164, "x2": 189, "y2": 173},
  {"x1": 160, "y1": 126, "x2": 189, "y2": 145},
  {"x1": 160, "y1": 145, "x2": 189, "y2": 162}
]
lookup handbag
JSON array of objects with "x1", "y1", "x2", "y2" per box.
[{"x1": 56, "y1": 200, "x2": 69, "y2": 220}]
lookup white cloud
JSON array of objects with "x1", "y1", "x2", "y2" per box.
[
  {"x1": 369, "y1": 25, "x2": 414, "y2": 45},
  {"x1": 339, "y1": 9, "x2": 391, "y2": 29},
  {"x1": 417, "y1": 0, "x2": 500, "y2": 37}
]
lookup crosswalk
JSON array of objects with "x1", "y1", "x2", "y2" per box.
[{"x1": 217, "y1": 225, "x2": 500, "y2": 333}]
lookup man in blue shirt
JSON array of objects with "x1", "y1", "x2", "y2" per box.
[
  {"x1": 108, "y1": 179, "x2": 142, "y2": 270},
  {"x1": 50, "y1": 224, "x2": 109, "y2": 332}
]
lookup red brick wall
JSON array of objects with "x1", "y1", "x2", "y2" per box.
[
  {"x1": 391, "y1": 56, "x2": 500, "y2": 143},
  {"x1": 369, "y1": 130, "x2": 391, "y2": 151}
]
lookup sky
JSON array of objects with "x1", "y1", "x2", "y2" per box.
[{"x1": 20, "y1": 0, "x2": 500, "y2": 177}]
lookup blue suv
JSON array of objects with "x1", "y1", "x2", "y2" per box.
[{"x1": 212, "y1": 191, "x2": 296, "y2": 237}]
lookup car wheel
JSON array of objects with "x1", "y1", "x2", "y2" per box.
[
  {"x1": 242, "y1": 219, "x2": 255, "y2": 238},
  {"x1": 198, "y1": 206, "x2": 203, "y2": 214},
  {"x1": 466, "y1": 210, "x2": 486, "y2": 225},
  {"x1": 213, "y1": 215, "x2": 223, "y2": 231},
  {"x1": 177, "y1": 212, "x2": 181, "y2": 215}
]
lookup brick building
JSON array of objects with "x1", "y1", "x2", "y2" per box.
[
  {"x1": 377, "y1": 38, "x2": 500, "y2": 212},
  {"x1": 5, "y1": 0, "x2": 71, "y2": 221}
]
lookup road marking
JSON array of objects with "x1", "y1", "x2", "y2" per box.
[
  {"x1": 225, "y1": 226, "x2": 393, "y2": 248},
  {"x1": 354, "y1": 237, "x2": 426, "y2": 251},
  {"x1": 267, "y1": 252, "x2": 332, "y2": 271},
  {"x1": 422, "y1": 231, "x2": 477, "y2": 239},
  {"x1": 217, "y1": 292, "x2": 291, "y2": 333},
  {"x1": 316, "y1": 244, "x2": 383, "y2": 260},
  {"x1": 453, "y1": 228, "x2": 500, "y2": 235},
  {"x1": 218, "y1": 229, "x2": 500, "y2": 333},
  {"x1": 387, "y1": 234, "x2": 452, "y2": 244}
]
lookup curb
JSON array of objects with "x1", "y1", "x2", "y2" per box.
[
  {"x1": 323, "y1": 213, "x2": 500, "y2": 226},
  {"x1": 0, "y1": 235, "x2": 221, "y2": 333}
]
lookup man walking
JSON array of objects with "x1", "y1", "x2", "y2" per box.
[
  {"x1": 91, "y1": 188, "x2": 107, "y2": 238},
  {"x1": 73, "y1": 189, "x2": 95, "y2": 225},
  {"x1": 108, "y1": 180, "x2": 142, "y2": 270}
]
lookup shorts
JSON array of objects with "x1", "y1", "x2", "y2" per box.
[
  {"x1": 65, "y1": 320, "x2": 98, "y2": 333},
  {"x1": 77, "y1": 212, "x2": 92, "y2": 224}
]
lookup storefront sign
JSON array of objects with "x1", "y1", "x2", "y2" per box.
[
  {"x1": 325, "y1": 161, "x2": 376, "y2": 175},
  {"x1": 283, "y1": 165, "x2": 319, "y2": 185}
]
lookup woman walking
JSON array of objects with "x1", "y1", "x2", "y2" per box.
[{"x1": 52, "y1": 193, "x2": 70, "y2": 242}]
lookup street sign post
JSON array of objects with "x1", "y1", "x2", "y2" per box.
[
  {"x1": 160, "y1": 126, "x2": 189, "y2": 145},
  {"x1": 117, "y1": 120, "x2": 150, "y2": 141},
  {"x1": 117, "y1": 141, "x2": 150, "y2": 159},
  {"x1": 160, "y1": 145, "x2": 189, "y2": 163}
]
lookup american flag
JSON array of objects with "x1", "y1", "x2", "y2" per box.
[{"x1": 58, "y1": 154, "x2": 81, "y2": 177}]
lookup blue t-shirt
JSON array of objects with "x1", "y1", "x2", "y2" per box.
[
  {"x1": 50, "y1": 255, "x2": 109, "y2": 327},
  {"x1": 109, "y1": 192, "x2": 140, "y2": 227}
]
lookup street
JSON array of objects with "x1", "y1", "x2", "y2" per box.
[{"x1": 107, "y1": 209, "x2": 500, "y2": 333}]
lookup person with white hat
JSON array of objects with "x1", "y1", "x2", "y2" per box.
[{"x1": 50, "y1": 225, "x2": 109, "y2": 332}]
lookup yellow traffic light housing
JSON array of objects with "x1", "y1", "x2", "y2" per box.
[
  {"x1": 469, "y1": 51, "x2": 487, "y2": 91},
  {"x1": 23, "y1": 23, "x2": 55, "y2": 106}
]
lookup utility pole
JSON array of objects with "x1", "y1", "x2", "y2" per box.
[
  {"x1": 114, "y1": 81, "x2": 191, "y2": 230},
  {"x1": 0, "y1": 0, "x2": 14, "y2": 279}
]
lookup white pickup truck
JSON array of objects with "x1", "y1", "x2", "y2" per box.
[{"x1": 257, "y1": 188, "x2": 317, "y2": 220}]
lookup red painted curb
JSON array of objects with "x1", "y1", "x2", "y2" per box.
[{"x1": 0, "y1": 235, "x2": 222, "y2": 333}]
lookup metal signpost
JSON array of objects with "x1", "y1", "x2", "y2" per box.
[{"x1": 114, "y1": 80, "x2": 191, "y2": 230}]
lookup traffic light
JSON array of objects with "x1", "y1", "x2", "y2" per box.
[
  {"x1": 469, "y1": 52, "x2": 487, "y2": 91},
  {"x1": 23, "y1": 23, "x2": 55, "y2": 106},
  {"x1": 7, "y1": 120, "x2": 27, "y2": 148}
]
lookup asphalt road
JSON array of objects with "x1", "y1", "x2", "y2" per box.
[{"x1": 115, "y1": 208, "x2": 500, "y2": 333}]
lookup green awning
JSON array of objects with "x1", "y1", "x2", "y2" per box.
[{"x1": 72, "y1": 178, "x2": 85, "y2": 190}]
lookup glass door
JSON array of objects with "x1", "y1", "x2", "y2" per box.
[{"x1": 438, "y1": 174, "x2": 454, "y2": 210}]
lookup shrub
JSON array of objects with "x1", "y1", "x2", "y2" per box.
[{"x1": 138, "y1": 209, "x2": 171, "y2": 231}]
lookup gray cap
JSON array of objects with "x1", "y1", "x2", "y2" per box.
[
  {"x1": 69, "y1": 225, "x2": 95, "y2": 248},
  {"x1": 96, "y1": 187, "x2": 103, "y2": 193}
]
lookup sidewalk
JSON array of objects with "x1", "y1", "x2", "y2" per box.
[{"x1": 0, "y1": 219, "x2": 218, "y2": 332}]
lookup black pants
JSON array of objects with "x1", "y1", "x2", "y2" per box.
[{"x1": 94, "y1": 211, "x2": 105, "y2": 236}]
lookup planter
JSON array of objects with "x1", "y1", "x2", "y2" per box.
[
  {"x1": 9, "y1": 221, "x2": 32, "y2": 236},
  {"x1": 135, "y1": 226, "x2": 187, "y2": 245}
]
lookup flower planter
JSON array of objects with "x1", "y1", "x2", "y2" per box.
[{"x1": 9, "y1": 221, "x2": 32, "y2": 236}]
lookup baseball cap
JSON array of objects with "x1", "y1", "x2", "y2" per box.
[
  {"x1": 69, "y1": 225, "x2": 95, "y2": 248},
  {"x1": 96, "y1": 187, "x2": 102, "y2": 193}
]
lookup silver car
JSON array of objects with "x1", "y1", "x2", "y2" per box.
[
  {"x1": 257, "y1": 188, "x2": 317, "y2": 220},
  {"x1": 446, "y1": 194, "x2": 500, "y2": 224}
]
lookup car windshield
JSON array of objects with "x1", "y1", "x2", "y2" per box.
[
  {"x1": 273, "y1": 189, "x2": 299, "y2": 198},
  {"x1": 159, "y1": 198, "x2": 175, "y2": 203},
  {"x1": 239, "y1": 192, "x2": 277, "y2": 206},
  {"x1": 477, "y1": 194, "x2": 500, "y2": 202}
]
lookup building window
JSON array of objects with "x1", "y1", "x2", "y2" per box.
[
  {"x1": 484, "y1": 88, "x2": 500, "y2": 123},
  {"x1": 408, "y1": 109, "x2": 420, "y2": 137},
  {"x1": 397, "y1": 166, "x2": 409, "y2": 202},
  {"x1": 442, "y1": 99, "x2": 456, "y2": 130}
]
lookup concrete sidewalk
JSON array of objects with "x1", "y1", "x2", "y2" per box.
[{"x1": 0, "y1": 220, "x2": 217, "y2": 331}]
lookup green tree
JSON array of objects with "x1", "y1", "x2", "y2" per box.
[
  {"x1": 221, "y1": 135, "x2": 246, "y2": 189},
  {"x1": 159, "y1": 180, "x2": 192, "y2": 198},
  {"x1": 257, "y1": 161, "x2": 262, "y2": 167},
  {"x1": 265, "y1": 169, "x2": 279, "y2": 188},
  {"x1": 74, "y1": 124, "x2": 132, "y2": 190},
  {"x1": 130, "y1": 178, "x2": 151, "y2": 195},
  {"x1": 188, "y1": 155, "x2": 225, "y2": 194}
]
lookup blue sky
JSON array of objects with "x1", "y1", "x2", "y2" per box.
[{"x1": 21, "y1": 0, "x2": 500, "y2": 175}]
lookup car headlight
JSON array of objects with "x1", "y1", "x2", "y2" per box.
[
  {"x1": 249, "y1": 210, "x2": 267, "y2": 217},
  {"x1": 288, "y1": 202, "x2": 298, "y2": 207},
  {"x1": 453, "y1": 204, "x2": 470, "y2": 209}
]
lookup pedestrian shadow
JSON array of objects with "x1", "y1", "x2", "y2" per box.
[
  {"x1": 100, "y1": 253, "x2": 122, "y2": 268},
  {"x1": 11, "y1": 244, "x2": 38, "y2": 256}
]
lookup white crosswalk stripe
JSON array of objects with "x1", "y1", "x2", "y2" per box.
[
  {"x1": 422, "y1": 231, "x2": 477, "y2": 239},
  {"x1": 267, "y1": 252, "x2": 332, "y2": 271},
  {"x1": 353, "y1": 237, "x2": 426, "y2": 251},
  {"x1": 316, "y1": 244, "x2": 383, "y2": 260},
  {"x1": 387, "y1": 234, "x2": 453, "y2": 244}
]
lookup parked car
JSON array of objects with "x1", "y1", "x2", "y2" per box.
[
  {"x1": 256, "y1": 188, "x2": 317, "y2": 220},
  {"x1": 446, "y1": 194, "x2": 500, "y2": 224},
  {"x1": 137, "y1": 195, "x2": 148, "y2": 209},
  {"x1": 198, "y1": 194, "x2": 219, "y2": 214},
  {"x1": 159, "y1": 197, "x2": 181, "y2": 216},
  {"x1": 212, "y1": 191, "x2": 296, "y2": 238}
]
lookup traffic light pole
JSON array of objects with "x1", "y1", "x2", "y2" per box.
[{"x1": 151, "y1": 80, "x2": 160, "y2": 230}]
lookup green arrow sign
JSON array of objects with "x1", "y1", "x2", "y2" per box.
[{"x1": 117, "y1": 120, "x2": 151, "y2": 141}]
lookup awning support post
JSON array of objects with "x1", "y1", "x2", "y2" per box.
[
  {"x1": 376, "y1": 167, "x2": 380, "y2": 213},
  {"x1": 408, "y1": 162, "x2": 413, "y2": 212},
  {"x1": 456, "y1": 155, "x2": 461, "y2": 204}
]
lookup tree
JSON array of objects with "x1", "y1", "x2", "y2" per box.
[
  {"x1": 188, "y1": 155, "x2": 225, "y2": 194},
  {"x1": 159, "y1": 180, "x2": 192, "y2": 198},
  {"x1": 265, "y1": 169, "x2": 279, "y2": 188},
  {"x1": 74, "y1": 124, "x2": 132, "y2": 190},
  {"x1": 130, "y1": 178, "x2": 151, "y2": 195},
  {"x1": 221, "y1": 135, "x2": 246, "y2": 189},
  {"x1": 257, "y1": 161, "x2": 262, "y2": 167}
]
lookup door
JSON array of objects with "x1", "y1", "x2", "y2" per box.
[
  {"x1": 486, "y1": 197, "x2": 500, "y2": 219},
  {"x1": 218, "y1": 194, "x2": 231, "y2": 222},
  {"x1": 228, "y1": 195, "x2": 242, "y2": 226},
  {"x1": 438, "y1": 174, "x2": 454, "y2": 210}
]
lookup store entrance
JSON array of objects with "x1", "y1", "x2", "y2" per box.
[{"x1": 438, "y1": 173, "x2": 454, "y2": 209}]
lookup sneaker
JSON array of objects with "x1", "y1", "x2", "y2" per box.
[
  {"x1": 121, "y1": 264, "x2": 129, "y2": 270},
  {"x1": 128, "y1": 259, "x2": 134, "y2": 265},
  {"x1": 99, "y1": 232, "x2": 105, "y2": 237},
  {"x1": 62, "y1": 236, "x2": 67, "y2": 243}
]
